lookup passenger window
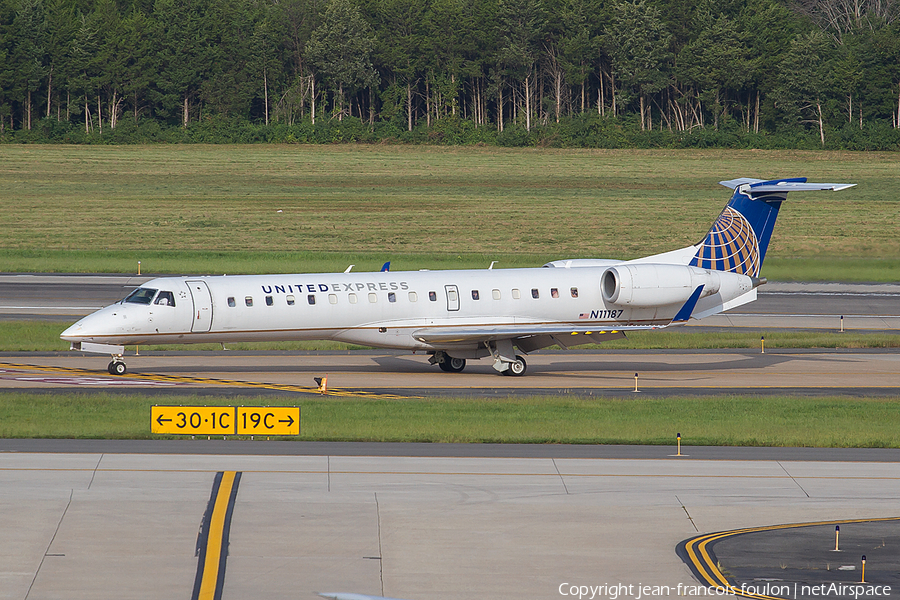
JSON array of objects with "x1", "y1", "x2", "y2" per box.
[
  {"x1": 266, "y1": 295, "x2": 274, "y2": 306},
  {"x1": 329, "y1": 294, "x2": 338, "y2": 304},
  {"x1": 388, "y1": 292, "x2": 396, "y2": 303},
  {"x1": 154, "y1": 291, "x2": 176, "y2": 306},
  {"x1": 471, "y1": 290, "x2": 480, "y2": 300},
  {"x1": 227, "y1": 297, "x2": 236, "y2": 308},
  {"x1": 429, "y1": 291, "x2": 437, "y2": 301},
  {"x1": 571, "y1": 287, "x2": 579, "y2": 298},
  {"x1": 287, "y1": 295, "x2": 295, "y2": 305},
  {"x1": 368, "y1": 293, "x2": 377, "y2": 303},
  {"x1": 245, "y1": 297, "x2": 253, "y2": 307},
  {"x1": 408, "y1": 291, "x2": 418, "y2": 302},
  {"x1": 512, "y1": 289, "x2": 521, "y2": 299},
  {"x1": 531, "y1": 288, "x2": 539, "y2": 299},
  {"x1": 349, "y1": 293, "x2": 358, "y2": 304},
  {"x1": 308, "y1": 294, "x2": 316, "y2": 305},
  {"x1": 551, "y1": 288, "x2": 559, "y2": 298},
  {"x1": 492, "y1": 289, "x2": 501, "y2": 300}
]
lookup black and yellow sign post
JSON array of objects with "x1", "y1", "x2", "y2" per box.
[{"x1": 152, "y1": 406, "x2": 300, "y2": 436}]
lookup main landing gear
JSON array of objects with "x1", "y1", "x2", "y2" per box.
[
  {"x1": 502, "y1": 355, "x2": 527, "y2": 376},
  {"x1": 429, "y1": 349, "x2": 528, "y2": 376},
  {"x1": 108, "y1": 358, "x2": 127, "y2": 375},
  {"x1": 432, "y1": 351, "x2": 466, "y2": 373}
]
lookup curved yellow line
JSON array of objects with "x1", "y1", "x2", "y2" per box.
[{"x1": 683, "y1": 517, "x2": 900, "y2": 599}]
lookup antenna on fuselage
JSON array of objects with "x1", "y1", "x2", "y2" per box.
[
  {"x1": 344, "y1": 265, "x2": 354, "y2": 273},
  {"x1": 489, "y1": 261, "x2": 497, "y2": 270}
]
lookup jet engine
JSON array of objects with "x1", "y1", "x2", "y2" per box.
[{"x1": 601, "y1": 264, "x2": 755, "y2": 307}]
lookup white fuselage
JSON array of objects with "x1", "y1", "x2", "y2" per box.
[{"x1": 60, "y1": 260, "x2": 755, "y2": 352}]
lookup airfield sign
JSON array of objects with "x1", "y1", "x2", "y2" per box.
[
  {"x1": 237, "y1": 407, "x2": 300, "y2": 435},
  {"x1": 151, "y1": 406, "x2": 300, "y2": 436}
]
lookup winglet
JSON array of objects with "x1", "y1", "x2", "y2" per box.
[
  {"x1": 672, "y1": 285, "x2": 704, "y2": 323},
  {"x1": 380, "y1": 261, "x2": 390, "y2": 272}
]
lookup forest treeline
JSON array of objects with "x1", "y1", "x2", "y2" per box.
[{"x1": 4, "y1": 0, "x2": 900, "y2": 148}]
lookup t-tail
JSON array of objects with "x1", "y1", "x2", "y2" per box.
[{"x1": 690, "y1": 178, "x2": 855, "y2": 276}]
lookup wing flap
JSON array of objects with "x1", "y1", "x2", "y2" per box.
[{"x1": 412, "y1": 324, "x2": 638, "y2": 345}]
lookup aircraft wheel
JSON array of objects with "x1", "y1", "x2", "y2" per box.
[
  {"x1": 108, "y1": 361, "x2": 127, "y2": 375},
  {"x1": 507, "y1": 355, "x2": 527, "y2": 376},
  {"x1": 439, "y1": 356, "x2": 466, "y2": 373}
]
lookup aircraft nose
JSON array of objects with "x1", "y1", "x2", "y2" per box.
[
  {"x1": 60, "y1": 306, "x2": 122, "y2": 341},
  {"x1": 60, "y1": 320, "x2": 85, "y2": 341}
]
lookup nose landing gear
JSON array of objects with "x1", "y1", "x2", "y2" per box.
[{"x1": 108, "y1": 358, "x2": 127, "y2": 375}]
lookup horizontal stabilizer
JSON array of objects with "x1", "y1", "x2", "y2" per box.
[{"x1": 719, "y1": 178, "x2": 855, "y2": 193}]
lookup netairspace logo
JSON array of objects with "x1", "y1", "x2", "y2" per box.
[{"x1": 557, "y1": 582, "x2": 893, "y2": 599}]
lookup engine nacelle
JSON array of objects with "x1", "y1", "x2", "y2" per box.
[{"x1": 601, "y1": 264, "x2": 754, "y2": 307}]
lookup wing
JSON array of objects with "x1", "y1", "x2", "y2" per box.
[{"x1": 411, "y1": 323, "x2": 644, "y2": 352}]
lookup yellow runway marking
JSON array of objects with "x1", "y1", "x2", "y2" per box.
[
  {"x1": 681, "y1": 517, "x2": 900, "y2": 598},
  {"x1": 192, "y1": 471, "x2": 241, "y2": 600},
  {"x1": 0, "y1": 362, "x2": 418, "y2": 400}
]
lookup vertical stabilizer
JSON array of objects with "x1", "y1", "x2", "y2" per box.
[{"x1": 690, "y1": 178, "x2": 854, "y2": 276}]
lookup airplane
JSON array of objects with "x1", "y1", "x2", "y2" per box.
[{"x1": 61, "y1": 177, "x2": 854, "y2": 376}]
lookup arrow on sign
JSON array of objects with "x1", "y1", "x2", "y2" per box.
[
  {"x1": 279, "y1": 415, "x2": 295, "y2": 426},
  {"x1": 157, "y1": 414, "x2": 172, "y2": 426}
]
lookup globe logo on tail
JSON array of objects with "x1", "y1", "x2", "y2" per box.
[{"x1": 690, "y1": 207, "x2": 761, "y2": 276}]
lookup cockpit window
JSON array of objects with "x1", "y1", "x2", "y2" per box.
[
  {"x1": 124, "y1": 288, "x2": 157, "y2": 305},
  {"x1": 154, "y1": 291, "x2": 176, "y2": 306}
]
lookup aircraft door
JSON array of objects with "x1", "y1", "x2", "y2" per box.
[
  {"x1": 186, "y1": 280, "x2": 213, "y2": 332},
  {"x1": 445, "y1": 285, "x2": 460, "y2": 311}
]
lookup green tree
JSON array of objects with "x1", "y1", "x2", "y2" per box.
[
  {"x1": 9, "y1": 0, "x2": 46, "y2": 129},
  {"x1": 307, "y1": 0, "x2": 379, "y2": 120},
  {"x1": 677, "y1": 16, "x2": 754, "y2": 129},
  {"x1": 606, "y1": 0, "x2": 672, "y2": 130},
  {"x1": 152, "y1": 0, "x2": 208, "y2": 126},
  {"x1": 374, "y1": 0, "x2": 425, "y2": 129},
  {"x1": 496, "y1": 0, "x2": 545, "y2": 130},
  {"x1": 772, "y1": 30, "x2": 834, "y2": 144}
]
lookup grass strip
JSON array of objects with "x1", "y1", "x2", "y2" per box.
[{"x1": 1, "y1": 392, "x2": 898, "y2": 447}]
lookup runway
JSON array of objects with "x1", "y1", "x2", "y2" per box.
[{"x1": 2, "y1": 446, "x2": 898, "y2": 600}]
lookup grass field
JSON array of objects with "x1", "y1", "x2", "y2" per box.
[
  {"x1": 1, "y1": 391, "x2": 898, "y2": 447},
  {"x1": 1, "y1": 145, "x2": 898, "y2": 280}
]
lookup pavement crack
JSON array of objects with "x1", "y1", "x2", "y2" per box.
[
  {"x1": 675, "y1": 495, "x2": 699, "y2": 532},
  {"x1": 375, "y1": 492, "x2": 385, "y2": 597},
  {"x1": 552, "y1": 459, "x2": 570, "y2": 495},
  {"x1": 778, "y1": 461, "x2": 810, "y2": 498},
  {"x1": 26, "y1": 489, "x2": 73, "y2": 600},
  {"x1": 87, "y1": 454, "x2": 103, "y2": 490}
]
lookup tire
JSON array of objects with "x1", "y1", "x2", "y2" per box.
[
  {"x1": 108, "y1": 361, "x2": 127, "y2": 375},
  {"x1": 439, "y1": 356, "x2": 466, "y2": 373},
  {"x1": 446, "y1": 357, "x2": 466, "y2": 372},
  {"x1": 507, "y1": 355, "x2": 527, "y2": 376}
]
